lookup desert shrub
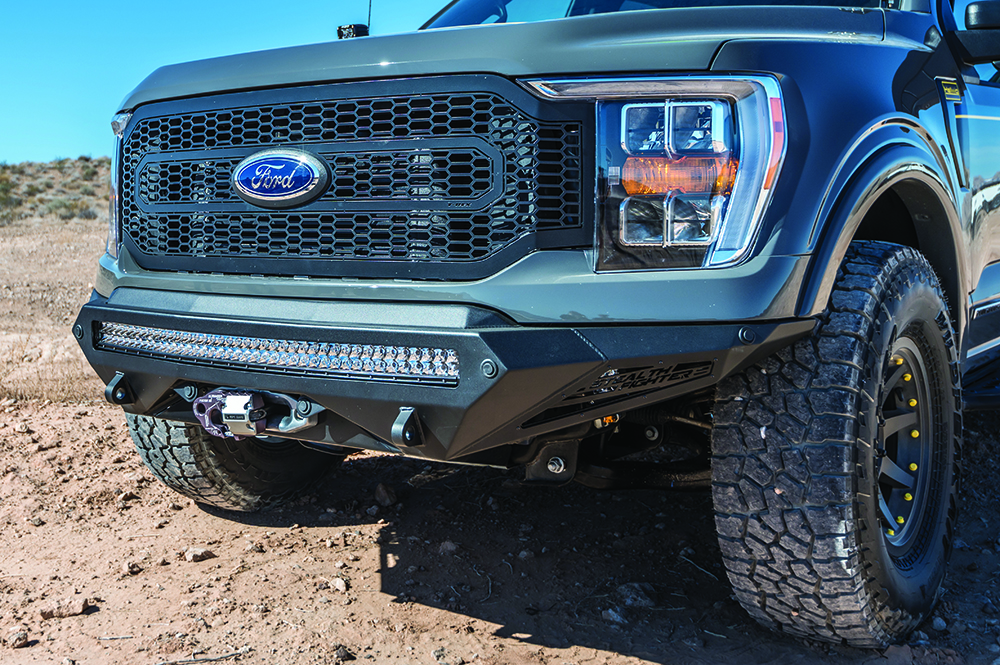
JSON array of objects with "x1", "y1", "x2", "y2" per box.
[
  {"x1": 0, "y1": 174, "x2": 21, "y2": 224},
  {"x1": 78, "y1": 208, "x2": 99, "y2": 220},
  {"x1": 0, "y1": 174, "x2": 18, "y2": 206},
  {"x1": 80, "y1": 185, "x2": 95, "y2": 196},
  {"x1": 45, "y1": 197, "x2": 90, "y2": 220},
  {"x1": 44, "y1": 179, "x2": 54, "y2": 190},
  {"x1": 24, "y1": 183, "x2": 42, "y2": 197},
  {"x1": 52, "y1": 158, "x2": 69, "y2": 173},
  {"x1": 79, "y1": 155, "x2": 92, "y2": 162},
  {"x1": 81, "y1": 163, "x2": 98, "y2": 180}
]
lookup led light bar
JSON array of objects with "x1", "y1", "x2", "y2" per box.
[{"x1": 96, "y1": 322, "x2": 460, "y2": 385}]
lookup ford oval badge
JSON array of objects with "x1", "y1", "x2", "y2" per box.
[{"x1": 231, "y1": 148, "x2": 329, "y2": 209}]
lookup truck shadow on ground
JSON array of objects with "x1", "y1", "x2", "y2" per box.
[{"x1": 203, "y1": 453, "x2": 885, "y2": 664}]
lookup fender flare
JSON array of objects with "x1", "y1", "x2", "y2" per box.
[{"x1": 796, "y1": 130, "x2": 967, "y2": 341}]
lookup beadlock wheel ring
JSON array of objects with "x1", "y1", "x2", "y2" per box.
[{"x1": 877, "y1": 335, "x2": 936, "y2": 561}]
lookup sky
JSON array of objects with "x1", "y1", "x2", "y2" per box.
[{"x1": 0, "y1": 0, "x2": 444, "y2": 164}]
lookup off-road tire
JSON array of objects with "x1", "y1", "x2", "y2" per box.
[
  {"x1": 712, "y1": 241, "x2": 961, "y2": 647},
  {"x1": 127, "y1": 413, "x2": 344, "y2": 512}
]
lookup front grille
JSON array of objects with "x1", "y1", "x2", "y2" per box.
[{"x1": 119, "y1": 76, "x2": 591, "y2": 279}]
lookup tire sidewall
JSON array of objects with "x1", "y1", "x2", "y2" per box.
[{"x1": 856, "y1": 267, "x2": 958, "y2": 618}]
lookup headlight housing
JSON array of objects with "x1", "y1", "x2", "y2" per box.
[
  {"x1": 106, "y1": 112, "x2": 131, "y2": 259},
  {"x1": 525, "y1": 76, "x2": 785, "y2": 270}
]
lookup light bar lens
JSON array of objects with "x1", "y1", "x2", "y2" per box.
[{"x1": 96, "y1": 322, "x2": 460, "y2": 384}]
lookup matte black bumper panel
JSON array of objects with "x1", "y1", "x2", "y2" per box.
[{"x1": 75, "y1": 293, "x2": 814, "y2": 461}]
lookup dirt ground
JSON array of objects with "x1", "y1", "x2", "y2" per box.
[{"x1": 2, "y1": 196, "x2": 1000, "y2": 664}]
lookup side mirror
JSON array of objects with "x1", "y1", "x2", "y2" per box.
[
  {"x1": 337, "y1": 24, "x2": 370, "y2": 39},
  {"x1": 954, "y1": 1, "x2": 1000, "y2": 64},
  {"x1": 966, "y1": 1, "x2": 1000, "y2": 29}
]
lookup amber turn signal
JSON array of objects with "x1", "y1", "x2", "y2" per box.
[{"x1": 622, "y1": 156, "x2": 737, "y2": 196}]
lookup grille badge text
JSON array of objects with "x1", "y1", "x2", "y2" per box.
[{"x1": 232, "y1": 149, "x2": 329, "y2": 209}]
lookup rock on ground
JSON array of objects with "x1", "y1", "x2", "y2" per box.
[
  {"x1": 39, "y1": 597, "x2": 90, "y2": 620},
  {"x1": 184, "y1": 547, "x2": 216, "y2": 562}
]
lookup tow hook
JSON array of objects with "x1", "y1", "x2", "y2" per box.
[{"x1": 193, "y1": 389, "x2": 322, "y2": 440}]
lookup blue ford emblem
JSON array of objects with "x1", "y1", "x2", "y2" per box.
[{"x1": 231, "y1": 148, "x2": 328, "y2": 208}]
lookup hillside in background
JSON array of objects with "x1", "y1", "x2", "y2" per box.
[
  {"x1": 0, "y1": 156, "x2": 110, "y2": 225},
  {"x1": 0, "y1": 157, "x2": 110, "y2": 401}
]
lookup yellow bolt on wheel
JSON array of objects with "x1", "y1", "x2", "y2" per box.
[
  {"x1": 903, "y1": 373, "x2": 912, "y2": 382},
  {"x1": 909, "y1": 398, "x2": 918, "y2": 407},
  {"x1": 893, "y1": 357, "x2": 904, "y2": 366},
  {"x1": 910, "y1": 430, "x2": 920, "y2": 438},
  {"x1": 904, "y1": 493, "x2": 913, "y2": 502},
  {"x1": 909, "y1": 463, "x2": 918, "y2": 471},
  {"x1": 887, "y1": 529, "x2": 896, "y2": 536},
  {"x1": 896, "y1": 516, "x2": 905, "y2": 524}
]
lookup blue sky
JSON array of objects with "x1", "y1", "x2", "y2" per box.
[{"x1": 0, "y1": 1, "x2": 442, "y2": 164}]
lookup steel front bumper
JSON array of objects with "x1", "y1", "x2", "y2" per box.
[{"x1": 74, "y1": 289, "x2": 814, "y2": 463}]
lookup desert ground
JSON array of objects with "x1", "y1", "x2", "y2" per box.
[{"x1": 1, "y1": 159, "x2": 999, "y2": 664}]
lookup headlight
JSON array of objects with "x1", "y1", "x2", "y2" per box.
[
  {"x1": 106, "y1": 112, "x2": 132, "y2": 259},
  {"x1": 525, "y1": 76, "x2": 785, "y2": 270}
]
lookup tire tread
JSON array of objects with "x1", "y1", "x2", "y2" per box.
[
  {"x1": 712, "y1": 241, "x2": 961, "y2": 647},
  {"x1": 127, "y1": 413, "x2": 339, "y2": 512}
]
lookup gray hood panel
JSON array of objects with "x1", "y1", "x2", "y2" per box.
[{"x1": 120, "y1": 7, "x2": 883, "y2": 111}]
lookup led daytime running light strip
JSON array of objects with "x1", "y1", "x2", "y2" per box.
[{"x1": 97, "y1": 322, "x2": 460, "y2": 383}]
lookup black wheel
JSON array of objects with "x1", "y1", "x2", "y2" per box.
[
  {"x1": 712, "y1": 241, "x2": 960, "y2": 647},
  {"x1": 126, "y1": 413, "x2": 344, "y2": 512}
]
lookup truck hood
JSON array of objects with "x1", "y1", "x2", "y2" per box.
[{"x1": 120, "y1": 6, "x2": 883, "y2": 111}]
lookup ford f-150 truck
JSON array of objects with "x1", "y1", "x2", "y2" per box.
[{"x1": 74, "y1": 0, "x2": 1000, "y2": 647}]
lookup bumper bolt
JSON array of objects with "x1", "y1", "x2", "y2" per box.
[
  {"x1": 175, "y1": 384, "x2": 198, "y2": 402},
  {"x1": 644, "y1": 426, "x2": 659, "y2": 441},
  {"x1": 481, "y1": 359, "x2": 498, "y2": 379},
  {"x1": 738, "y1": 327, "x2": 756, "y2": 345},
  {"x1": 73, "y1": 324, "x2": 84, "y2": 340},
  {"x1": 547, "y1": 457, "x2": 566, "y2": 475},
  {"x1": 296, "y1": 399, "x2": 311, "y2": 416}
]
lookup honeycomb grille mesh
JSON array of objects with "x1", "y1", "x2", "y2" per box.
[
  {"x1": 120, "y1": 90, "x2": 583, "y2": 268},
  {"x1": 137, "y1": 149, "x2": 495, "y2": 205}
]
